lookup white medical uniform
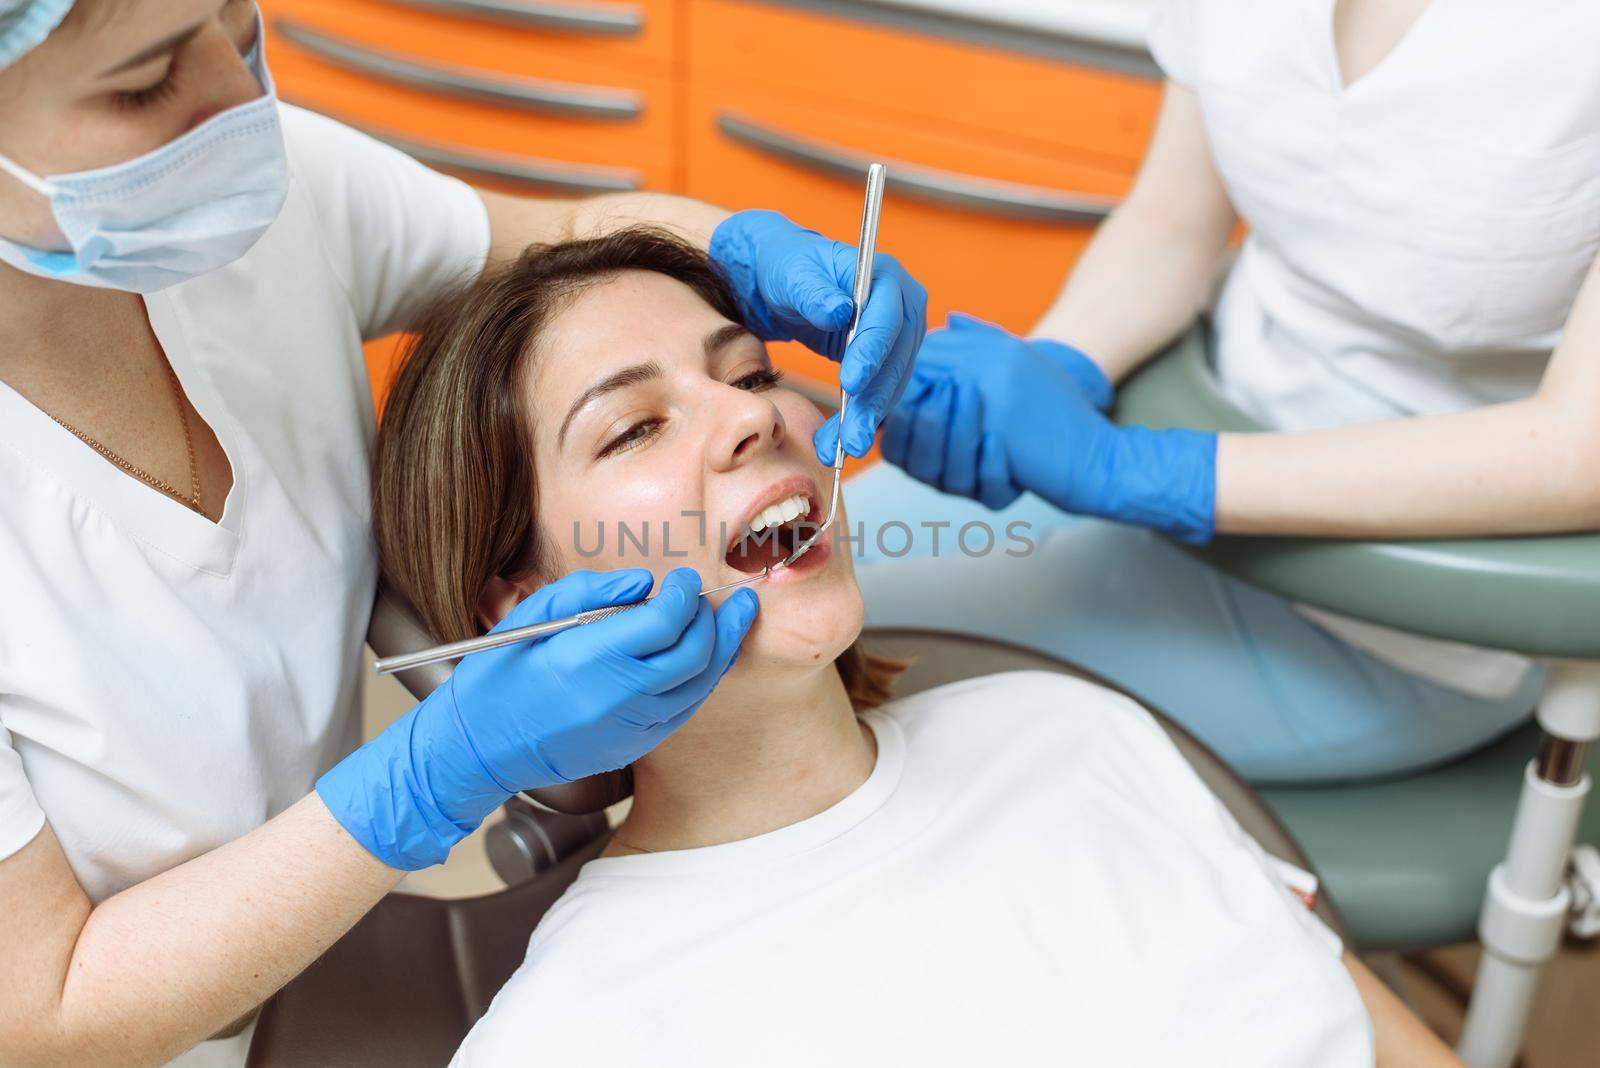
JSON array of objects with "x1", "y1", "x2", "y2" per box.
[
  {"x1": 452, "y1": 672, "x2": 1372, "y2": 1068},
  {"x1": 1147, "y1": 0, "x2": 1600, "y2": 698},
  {"x1": 0, "y1": 105, "x2": 488, "y2": 1066}
]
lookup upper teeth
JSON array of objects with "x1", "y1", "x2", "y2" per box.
[{"x1": 748, "y1": 494, "x2": 810, "y2": 534}]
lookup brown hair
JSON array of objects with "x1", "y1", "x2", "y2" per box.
[{"x1": 373, "y1": 227, "x2": 903, "y2": 711}]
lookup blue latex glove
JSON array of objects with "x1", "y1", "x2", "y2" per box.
[
  {"x1": 318, "y1": 568, "x2": 758, "y2": 870},
  {"x1": 709, "y1": 209, "x2": 928, "y2": 462},
  {"x1": 882, "y1": 313, "x2": 1115, "y2": 510},
  {"x1": 881, "y1": 313, "x2": 1217, "y2": 544}
]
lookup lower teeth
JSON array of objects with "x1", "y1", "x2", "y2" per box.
[{"x1": 726, "y1": 522, "x2": 811, "y2": 572}]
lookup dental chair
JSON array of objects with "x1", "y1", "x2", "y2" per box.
[
  {"x1": 245, "y1": 589, "x2": 1349, "y2": 1068},
  {"x1": 1113, "y1": 324, "x2": 1600, "y2": 1068}
]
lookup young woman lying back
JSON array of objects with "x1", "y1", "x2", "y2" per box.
[{"x1": 370, "y1": 228, "x2": 1461, "y2": 1068}]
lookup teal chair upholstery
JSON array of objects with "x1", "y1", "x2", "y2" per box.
[
  {"x1": 1114, "y1": 328, "x2": 1600, "y2": 658},
  {"x1": 1114, "y1": 325, "x2": 1600, "y2": 1066},
  {"x1": 1113, "y1": 327, "x2": 1600, "y2": 948},
  {"x1": 1264, "y1": 725, "x2": 1597, "y2": 949}
]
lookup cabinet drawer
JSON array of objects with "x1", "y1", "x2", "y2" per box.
[
  {"x1": 689, "y1": 0, "x2": 1160, "y2": 168},
  {"x1": 264, "y1": 0, "x2": 680, "y2": 77},
  {"x1": 687, "y1": 82, "x2": 1130, "y2": 338},
  {"x1": 267, "y1": 17, "x2": 673, "y2": 194}
]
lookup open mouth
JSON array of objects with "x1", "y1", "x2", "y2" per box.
[{"x1": 724, "y1": 489, "x2": 824, "y2": 574}]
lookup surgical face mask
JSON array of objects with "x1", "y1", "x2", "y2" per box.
[{"x1": 0, "y1": 24, "x2": 288, "y2": 293}]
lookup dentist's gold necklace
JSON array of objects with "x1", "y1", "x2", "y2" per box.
[{"x1": 50, "y1": 360, "x2": 203, "y2": 514}]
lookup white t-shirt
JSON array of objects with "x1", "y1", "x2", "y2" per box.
[
  {"x1": 451, "y1": 671, "x2": 1372, "y2": 1068},
  {"x1": 1145, "y1": 0, "x2": 1600, "y2": 698},
  {"x1": 0, "y1": 106, "x2": 488, "y2": 1065}
]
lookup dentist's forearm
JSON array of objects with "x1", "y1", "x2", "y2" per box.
[
  {"x1": 1218, "y1": 255, "x2": 1600, "y2": 539},
  {"x1": 1, "y1": 797, "x2": 400, "y2": 1067},
  {"x1": 563, "y1": 192, "x2": 730, "y2": 247},
  {"x1": 1215, "y1": 396, "x2": 1600, "y2": 538},
  {"x1": 1029, "y1": 82, "x2": 1237, "y2": 383},
  {"x1": 478, "y1": 189, "x2": 731, "y2": 264},
  {"x1": 1030, "y1": 199, "x2": 1231, "y2": 383}
]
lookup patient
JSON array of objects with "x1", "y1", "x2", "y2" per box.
[{"x1": 371, "y1": 229, "x2": 1460, "y2": 1068}]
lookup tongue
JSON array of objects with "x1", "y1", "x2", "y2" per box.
[{"x1": 725, "y1": 526, "x2": 794, "y2": 573}]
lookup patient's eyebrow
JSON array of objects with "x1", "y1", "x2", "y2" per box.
[
  {"x1": 558, "y1": 361, "x2": 662, "y2": 449},
  {"x1": 704, "y1": 322, "x2": 755, "y2": 358}
]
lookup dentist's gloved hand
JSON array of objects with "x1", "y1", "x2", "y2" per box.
[
  {"x1": 318, "y1": 568, "x2": 758, "y2": 870},
  {"x1": 709, "y1": 210, "x2": 928, "y2": 462},
  {"x1": 881, "y1": 313, "x2": 1217, "y2": 544}
]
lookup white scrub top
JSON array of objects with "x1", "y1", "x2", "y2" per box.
[
  {"x1": 453, "y1": 671, "x2": 1371, "y2": 1067},
  {"x1": 1147, "y1": 0, "x2": 1600, "y2": 697},
  {"x1": 0, "y1": 108, "x2": 486, "y2": 897}
]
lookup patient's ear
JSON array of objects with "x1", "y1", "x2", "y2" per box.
[{"x1": 476, "y1": 574, "x2": 540, "y2": 632}]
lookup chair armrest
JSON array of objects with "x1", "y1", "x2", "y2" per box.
[{"x1": 1112, "y1": 328, "x2": 1600, "y2": 658}]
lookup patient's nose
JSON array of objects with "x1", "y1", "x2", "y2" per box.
[{"x1": 710, "y1": 390, "x2": 786, "y2": 471}]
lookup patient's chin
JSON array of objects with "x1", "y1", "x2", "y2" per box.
[{"x1": 741, "y1": 583, "x2": 864, "y2": 670}]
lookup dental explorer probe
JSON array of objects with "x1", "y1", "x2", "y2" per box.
[
  {"x1": 780, "y1": 163, "x2": 883, "y2": 562},
  {"x1": 374, "y1": 570, "x2": 772, "y2": 676},
  {"x1": 374, "y1": 163, "x2": 889, "y2": 678},
  {"x1": 783, "y1": 161, "x2": 885, "y2": 567}
]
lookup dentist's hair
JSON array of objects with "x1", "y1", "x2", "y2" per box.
[{"x1": 372, "y1": 226, "x2": 901, "y2": 711}]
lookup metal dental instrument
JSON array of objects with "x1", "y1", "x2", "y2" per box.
[
  {"x1": 374, "y1": 570, "x2": 772, "y2": 676},
  {"x1": 374, "y1": 163, "x2": 888, "y2": 678},
  {"x1": 783, "y1": 161, "x2": 886, "y2": 568}
]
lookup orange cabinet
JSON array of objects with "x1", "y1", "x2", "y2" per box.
[
  {"x1": 686, "y1": 82, "x2": 1134, "y2": 336},
  {"x1": 259, "y1": 0, "x2": 1161, "y2": 415},
  {"x1": 271, "y1": 0, "x2": 684, "y2": 78},
  {"x1": 262, "y1": 0, "x2": 692, "y2": 412},
  {"x1": 689, "y1": 0, "x2": 1159, "y2": 168},
  {"x1": 265, "y1": 5, "x2": 675, "y2": 195}
]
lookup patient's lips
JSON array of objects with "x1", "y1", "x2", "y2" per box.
[{"x1": 724, "y1": 476, "x2": 823, "y2": 575}]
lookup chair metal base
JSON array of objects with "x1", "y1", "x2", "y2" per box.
[{"x1": 1458, "y1": 660, "x2": 1600, "y2": 1068}]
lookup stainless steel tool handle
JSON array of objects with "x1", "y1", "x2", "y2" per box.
[
  {"x1": 380, "y1": 0, "x2": 643, "y2": 36},
  {"x1": 717, "y1": 113, "x2": 1117, "y2": 225},
  {"x1": 273, "y1": 18, "x2": 643, "y2": 119},
  {"x1": 830, "y1": 162, "x2": 886, "y2": 471},
  {"x1": 373, "y1": 571, "x2": 770, "y2": 676},
  {"x1": 847, "y1": 163, "x2": 885, "y2": 343},
  {"x1": 373, "y1": 603, "x2": 628, "y2": 675}
]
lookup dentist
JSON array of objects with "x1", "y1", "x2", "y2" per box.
[
  {"x1": 861, "y1": 0, "x2": 1599, "y2": 784},
  {"x1": 0, "y1": 2, "x2": 926, "y2": 1065}
]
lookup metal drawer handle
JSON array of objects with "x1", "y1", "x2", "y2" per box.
[
  {"x1": 287, "y1": 102, "x2": 642, "y2": 193},
  {"x1": 380, "y1": 0, "x2": 642, "y2": 36},
  {"x1": 717, "y1": 113, "x2": 1118, "y2": 225},
  {"x1": 376, "y1": 130, "x2": 642, "y2": 193},
  {"x1": 273, "y1": 18, "x2": 642, "y2": 120}
]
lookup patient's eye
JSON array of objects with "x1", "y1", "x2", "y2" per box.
[
  {"x1": 598, "y1": 417, "x2": 663, "y2": 459},
  {"x1": 733, "y1": 368, "x2": 785, "y2": 392},
  {"x1": 594, "y1": 369, "x2": 783, "y2": 459}
]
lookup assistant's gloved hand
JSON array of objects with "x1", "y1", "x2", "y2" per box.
[
  {"x1": 318, "y1": 568, "x2": 758, "y2": 870},
  {"x1": 709, "y1": 209, "x2": 928, "y2": 462},
  {"x1": 881, "y1": 313, "x2": 1217, "y2": 543}
]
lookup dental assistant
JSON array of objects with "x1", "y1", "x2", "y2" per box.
[
  {"x1": 857, "y1": 0, "x2": 1600, "y2": 782},
  {"x1": 0, "y1": 2, "x2": 927, "y2": 1065}
]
